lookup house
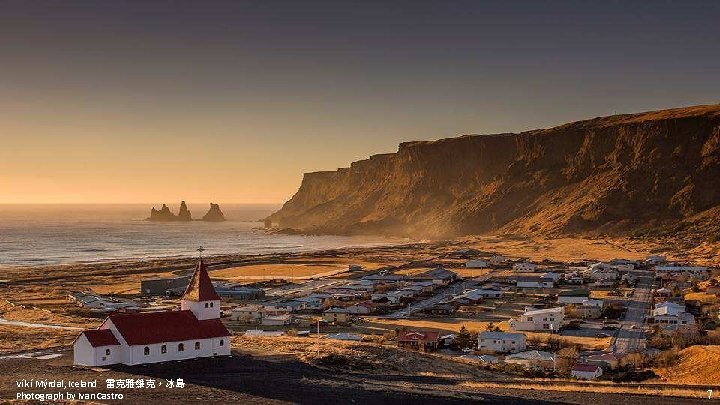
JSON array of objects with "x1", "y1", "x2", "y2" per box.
[
  {"x1": 322, "y1": 307, "x2": 352, "y2": 324},
  {"x1": 541, "y1": 272, "x2": 562, "y2": 282},
  {"x1": 571, "y1": 363, "x2": 603, "y2": 379},
  {"x1": 213, "y1": 283, "x2": 265, "y2": 300},
  {"x1": 244, "y1": 330, "x2": 284, "y2": 337},
  {"x1": 516, "y1": 276, "x2": 554, "y2": 289},
  {"x1": 345, "y1": 302, "x2": 374, "y2": 315},
  {"x1": 327, "y1": 333, "x2": 362, "y2": 341},
  {"x1": 653, "y1": 311, "x2": 696, "y2": 332},
  {"x1": 295, "y1": 296, "x2": 324, "y2": 311},
  {"x1": 489, "y1": 255, "x2": 508, "y2": 266},
  {"x1": 423, "y1": 304, "x2": 455, "y2": 315},
  {"x1": 230, "y1": 305, "x2": 263, "y2": 323},
  {"x1": 646, "y1": 255, "x2": 667, "y2": 265},
  {"x1": 513, "y1": 262, "x2": 537, "y2": 272},
  {"x1": 466, "y1": 259, "x2": 489, "y2": 269},
  {"x1": 73, "y1": 259, "x2": 231, "y2": 367},
  {"x1": 653, "y1": 301, "x2": 686, "y2": 317},
  {"x1": 140, "y1": 275, "x2": 191, "y2": 296},
  {"x1": 588, "y1": 264, "x2": 619, "y2": 281},
  {"x1": 509, "y1": 307, "x2": 564, "y2": 332},
  {"x1": 261, "y1": 314, "x2": 292, "y2": 326},
  {"x1": 454, "y1": 288, "x2": 504, "y2": 302},
  {"x1": 654, "y1": 287, "x2": 672, "y2": 297},
  {"x1": 264, "y1": 300, "x2": 305, "y2": 313},
  {"x1": 572, "y1": 304, "x2": 602, "y2": 319},
  {"x1": 504, "y1": 350, "x2": 555, "y2": 369},
  {"x1": 655, "y1": 265, "x2": 709, "y2": 278},
  {"x1": 397, "y1": 329, "x2": 441, "y2": 351},
  {"x1": 477, "y1": 332, "x2": 526, "y2": 353},
  {"x1": 558, "y1": 289, "x2": 591, "y2": 305},
  {"x1": 584, "y1": 352, "x2": 621, "y2": 370},
  {"x1": 407, "y1": 268, "x2": 457, "y2": 285}
]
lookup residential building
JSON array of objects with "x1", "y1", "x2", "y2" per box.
[
  {"x1": 513, "y1": 262, "x2": 537, "y2": 272},
  {"x1": 322, "y1": 307, "x2": 352, "y2": 324},
  {"x1": 584, "y1": 352, "x2": 621, "y2": 370},
  {"x1": 571, "y1": 364, "x2": 603, "y2": 379},
  {"x1": 230, "y1": 305, "x2": 263, "y2": 323},
  {"x1": 466, "y1": 259, "x2": 489, "y2": 269},
  {"x1": 509, "y1": 307, "x2": 564, "y2": 332},
  {"x1": 516, "y1": 276, "x2": 554, "y2": 289},
  {"x1": 397, "y1": 329, "x2": 441, "y2": 351},
  {"x1": 261, "y1": 314, "x2": 292, "y2": 326},
  {"x1": 558, "y1": 289, "x2": 591, "y2": 305},
  {"x1": 477, "y1": 332, "x2": 526, "y2": 353},
  {"x1": 504, "y1": 350, "x2": 555, "y2": 369}
]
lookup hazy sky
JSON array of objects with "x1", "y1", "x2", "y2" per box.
[{"x1": 1, "y1": 1, "x2": 719, "y2": 204}]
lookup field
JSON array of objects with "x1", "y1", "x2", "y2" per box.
[{"x1": 655, "y1": 345, "x2": 720, "y2": 385}]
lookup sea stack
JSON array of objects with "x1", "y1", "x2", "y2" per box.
[
  {"x1": 202, "y1": 203, "x2": 226, "y2": 222},
  {"x1": 177, "y1": 201, "x2": 192, "y2": 221},
  {"x1": 148, "y1": 204, "x2": 178, "y2": 221}
]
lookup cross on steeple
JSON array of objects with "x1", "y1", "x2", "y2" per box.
[{"x1": 197, "y1": 246, "x2": 205, "y2": 258}]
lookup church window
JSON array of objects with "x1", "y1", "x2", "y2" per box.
[
  {"x1": 195, "y1": 341, "x2": 201, "y2": 350},
  {"x1": 205, "y1": 303, "x2": 209, "y2": 308},
  {"x1": 220, "y1": 339, "x2": 224, "y2": 346},
  {"x1": 105, "y1": 349, "x2": 111, "y2": 356},
  {"x1": 161, "y1": 344, "x2": 167, "y2": 354},
  {"x1": 178, "y1": 343, "x2": 184, "y2": 352},
  {"x1": 144, "y1": 347, "x2": 150, "y2": 355}
]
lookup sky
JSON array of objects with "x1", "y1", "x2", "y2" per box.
[{"x1": 1, "y1": 0, "x2": 719, "y2": 204}]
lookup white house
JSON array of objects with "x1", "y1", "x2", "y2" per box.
[
  {"x1": 655, "y1": 265, "x2": 709, "y2": 278},
  {"x1": 571, "y1": 363, "x2": 603, "y2": 380},
  {"x1": 230, "y1": 305, "x2": 263, "y2": 323},
  {"x1": 261, "y1": 314, "x2": 292, "y2": 326},
  {"x1": 73, "y1": 259, "x2": 231, "y2": 367},
  {"x1": 477, "y1": 331, "x2": 526, "y2": 353},
  {"x1": 516, "y1": 276, "x2": 554, "y2": 289},
  {"x1": 652, "y1": 302, "x2": 696, "y2": 332},
  {"x1": 466, "y1": 259, "x2": 489, "y2": 269},
  {"x1": 509, "y1": 307, "x2": 564, "y2": 332},
  {"x1": 513, "y1": 262, "x2": 537, "y2": 272},
  {"x1": 504, "y1": 350, "x2": 555, "y2": 369},
  {"x1": 653, "y1": 302, "x2": 686, "y2": 317},
  {"x1": 646, "y1": 255, "x2": 667, "y2": 265}
]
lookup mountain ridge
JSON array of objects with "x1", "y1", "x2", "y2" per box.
[{"x1": 268, "y1": 104, "x2": 720, "y2": 241}]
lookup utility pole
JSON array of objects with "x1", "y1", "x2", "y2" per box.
[{"x1": 316, "y1": 319, "x2": 321, "y2": 357}]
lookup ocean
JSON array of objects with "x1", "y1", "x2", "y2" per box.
[{"x1": 0, "y1": 204, "x2": 395, "y2": 268}]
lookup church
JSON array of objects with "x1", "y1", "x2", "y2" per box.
[{"x1": 73, "y1": 259, "x2": 231, "y2": 366}]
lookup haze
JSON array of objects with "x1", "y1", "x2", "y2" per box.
[{"x1": 1, "y1": 1, "x2": 719, "y2": 204}]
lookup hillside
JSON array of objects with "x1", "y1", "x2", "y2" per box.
[{"x1": 268, "y1": 105, "x2": 720, "y2": 240}]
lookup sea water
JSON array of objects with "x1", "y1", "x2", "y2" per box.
[{"x1": 0, "y1": 204, "x2": 394, "y2": 268}]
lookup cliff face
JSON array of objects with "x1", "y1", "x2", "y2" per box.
[
  {"x1": 202, "y1": 203, "x2": 226, "y2": 222},
  {"x1": 267, "y1": 105, "x2": 720, "y2": 239}
]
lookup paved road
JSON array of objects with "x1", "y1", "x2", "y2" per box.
[
  {"x1": 382, "y1": 277, "x2": 486, "y2": 319},
  {"x1": 611, "y1": 270, "x2": 654, "y2": 353}
]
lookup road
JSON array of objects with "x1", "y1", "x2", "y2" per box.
[
  {"x1": 382, "y1": 277, "x2": 487, "y2": 319},
  {"x1": 611, "y1": 270, "x2": 654, "y2": 353}
]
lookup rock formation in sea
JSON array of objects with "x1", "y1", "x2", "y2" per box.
[
  {"x1": 267, "y1": 104, "x2": 720, "y2": 242},
  {"x1": 202, "y1": 203, "x2": 226, "y2": 222},
  {"x1": 177, "y1": 201, "x2": 192, "y2": 221},
  {"x1": 148, "y1": 204, "x2": 178, "y2": 222}
]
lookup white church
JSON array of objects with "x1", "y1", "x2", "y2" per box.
[{"x1": 73, "y1": 259, "x2": 231, "y2": 366}]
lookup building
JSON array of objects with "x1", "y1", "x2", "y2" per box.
[
  {"x1": 322, "y1": 307, "x2": 352, "y2": 324},
  {"x1": 489, "y1": 255, "x2": 507, "y2": 266},
  {"x1": 653, "y1": 311, "x2": 696, "y2": 332},
  {"x1": 584, "y1": 352, "x2": 621, "y2": 370},
  {"x1": 477, "y1": 332, "x2": 526, "y2": 353},
  {"x1": 407, "y1": 268, "x2": 457, "y2": 285},
  {"x1": 558, "y1": 289, "x2": 591, "y2": 305},
  {"x1": 213, "y1": 283, "x2": 265, "y2": 300},
  {"x1": 466, "y1": 259, "x2": 489, "y2": 269},
  {"x1": 73, "y1": 259, "x2": 231, "y2": 367},
  {"x1": 397, "y1": 329, "x2": 441, "y2": 351},
  {"x1": 513, "y1": 262, "x2": 537, "y2": 272},
  {"x1": 646, "y1": 255, "x2": 667, "y2": 265},
  {"x1": 655, "y1": 265, "x2": 709, "y2": 278},
  {"x1": 571, "y1": 363, "x2": 603, "y2": 379},
  {"x1": 509, "y1": 307, "x2": 564, "y2": 332},
  {"x1": 516, "y1": 276, "x2": 554, "y2": 289},
  {"x1": 454, "y1": 288, "x2": 504, "y2": 302},
  {"x1": 230, "y1": 305, "x2": 263, "y2": 323},
  {"x1": 653, "y1": 301, "x2": 686, "y2": 317},
  {"x1": 261, "y1": 314, "x2": 292, "y2": 326},
  {"x1": 504, "y1": 350, "x2": 555, "y2": 369},
  {"x1": 140, "y1": 275, "x2": 191, "y2": 296}
]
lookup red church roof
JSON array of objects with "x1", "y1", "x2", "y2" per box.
[
  {"x1": 182, "y1": 259, "x2": 221, "y2": 301},
  {"x1": 82, "y1": 329, "x2": 120, "y2": 347},
  {"x1": 106, "y1": 310, "x2": 230, "y2": 345}
]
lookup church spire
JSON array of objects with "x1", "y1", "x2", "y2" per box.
[{"x1": 182, "y1": 257, "x2": 221, "y2": 302}]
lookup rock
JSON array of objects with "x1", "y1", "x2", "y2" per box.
[
  {"x1": 177, "y1": 201, "x2": 192, "y2": 221},
  {"x1": 267, "y1": 104, "x2": 720, "y2": 239},
  {"x1": 148, "y1": 204, "x2": 177, "y2": 222},
  {"x1": 202, "y1": 203, "x2": 226, "y2": 222}
]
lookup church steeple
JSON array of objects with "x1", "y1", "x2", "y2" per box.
[{"x1": 181, "y1": 254, "x2": 221, "y2": 320}]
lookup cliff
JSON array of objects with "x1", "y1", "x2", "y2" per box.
[{"x1": 267, "y1": 104, "x2": 720, "y2": 240}]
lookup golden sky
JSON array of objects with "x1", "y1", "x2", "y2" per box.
[{"x1": 1, "y1": 2, "x2": 718, "y2": 204}]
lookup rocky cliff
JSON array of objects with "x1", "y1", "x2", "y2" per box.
[{"x1": 267, "y1": 105, "x2": 720, "y2": 240}]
